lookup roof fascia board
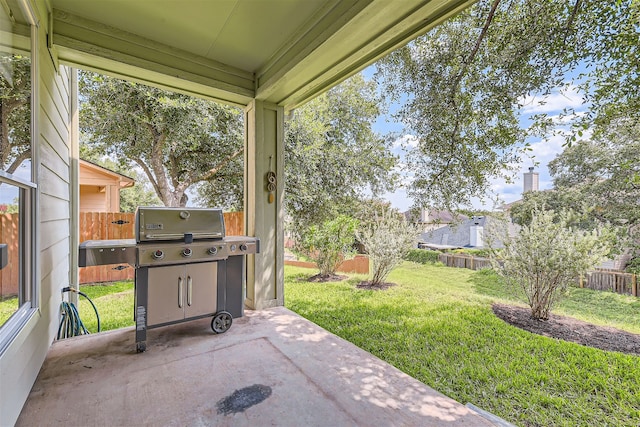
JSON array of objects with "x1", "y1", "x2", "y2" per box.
[
  {"x1": 51, "y1": 9, "x2": 255, "y2": 105},
  {"x1": 256, "y1": 0, "x2": 371, "y2": 93},
  {"x1": 54, "y1": 41, "x2": 253, "y2": 107},
  {"x1": 259, "y1": 0, "x2": 475, "y2": 109},
  {"x1": 79, "y1": 159, "x2": 134, "y2": 182}
]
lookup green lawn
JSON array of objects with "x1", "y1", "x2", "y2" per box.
[
  {"x1": 6, "y1": 263, "x2": 638, "y2": 426},
  {"x1": 0, "y1": 282, "x2": 135, "y2": 331},
  {"x1": 285, "y1": 263, "x2": 640, "y2": 427},
  {"x1": 78, "y1": 281, "x2": 135, "y2": 333},
  {"x1": 0, "y1": 296, "x2": 19, "y2": 326}
]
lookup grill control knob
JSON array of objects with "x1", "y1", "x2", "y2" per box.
[
  {"x1": 207, "y1": 247, "x2": 218, "y2": 255},
  {"x1": 182, "y1": 248, "x2": 193, "y2": 257},
  {"x1": 240, "y1": 244, "x2": 248, "y2": 251},
  {"x1": 230, "y1": 244, "x2": 237, "y2": 252},
  {"x1": 152, "y1": 250, "x2": 164, "y2": 260}
]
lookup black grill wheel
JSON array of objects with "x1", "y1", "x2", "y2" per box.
[{"x1": 211, "y1": 311, "x2": 233, "y2": 334}]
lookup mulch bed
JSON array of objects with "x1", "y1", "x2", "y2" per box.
[
  {"x1": 356, "y1": 281, "x2": 396, "y2": 290},
  {"x1": 492, "y1": 303, "x2": 640, "y2": 356},
  {"x1": 307, "y1": 273, "x2": 348, "y2": 282}
]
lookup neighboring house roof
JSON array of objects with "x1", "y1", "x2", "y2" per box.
[
  {"x1": 79, "y1": 159, "x2": 135, "y2": 188},
  {"x1": 419, "y1": 215, "x2": 519, "y2": 249},
  {"x1": 404, "y1": 208, "x2": 467, "y2": 224}
]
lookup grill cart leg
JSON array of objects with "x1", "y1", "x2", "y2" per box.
[{"x1": 135, "y1": 268, "x2": 149, "y2": 352}]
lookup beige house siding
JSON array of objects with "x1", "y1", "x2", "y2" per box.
[
  {"x1": 78, "y1": 161, "x2": 134, "y2": 212},
  {"x1": 0, "y1": 8, "x2": 73, "y2": 425},
  {"x1": 79, "y1": 186, "x2": 107, "y2": 211}
]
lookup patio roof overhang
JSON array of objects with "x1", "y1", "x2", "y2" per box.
[{"x1": 49, "y1": 0, "x2": 475, "y2": 109}]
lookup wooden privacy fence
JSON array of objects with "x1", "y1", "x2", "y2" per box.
[
  {"x1": 438, "y1": 253, "x2": 492, "y2": 271},
  {"x1": 0, "y1": 214, "x2": 20, "y2": 297},
  {"x1": 436, "y1": 252, "x2": 638, "y2": 297},
  {"x1": 78, "y1": 211, "x2": 244, "y2": 284},
  {"x1": 284, "y1": 255, "x2": 369, "y2": 275},
  {"x1": 580, "y1": 270, "x2": 637, "y2": 297}
]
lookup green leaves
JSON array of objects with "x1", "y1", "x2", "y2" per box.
[
  {"x1": 300, "y1": 215, "x2": 359, "y2": 277},
  {"x1": 375, "y1": 0, "x2": 639, "y2": 210},
  {"x1": 0, "y1": 54, "x2": 31, "y2": 174},
  {"x1": 79, "y1": 71, "x2": 243, "y2": 207},
  {"x1": 544, "y1": 121, "x2": 640, "y2": 256},
  {"x1": 492, "y1": 206, "x2": 612, "y2": 320},
  {"x1": 284, "y1": 73, "x2": 397, "y2": 237},
  {"x1": 357, "y1": 207, "x2": 418, "y2": 285}
]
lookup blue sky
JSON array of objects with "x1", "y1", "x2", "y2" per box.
[{"x1": 369, "y1": 70, "x2": 589, "y2": 212}]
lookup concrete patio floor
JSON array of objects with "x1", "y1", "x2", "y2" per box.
[{"x1": 17, "y1": 307, "x2": 500, "y2": 426}]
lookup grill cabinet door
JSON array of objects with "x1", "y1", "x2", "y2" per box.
[
  {"x1": 184, "y1": 262, "x2": 217, "y2": 319},
  {"x1": 147, "y1": 265, "x2": 186, "y2": 326}
]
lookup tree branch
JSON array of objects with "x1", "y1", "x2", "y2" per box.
[
  {"x1": 199, "y1": 147, "x2": 244, "y2": 182},
  {"x1": 133, "y1": 157, "x2": 161, "y2": 199},
  {"x1": 562, "y1": 0, "x2": 582, "y2": 49},
  {"x1": 451, "y1": 0, "x2": 501, "y2": 91},
  {"x1": 5, "y1": 150, "x2": 30, "y2": 175},
  {"x1": 435, "y1": 0, "x2": 500, "y2": 195}
]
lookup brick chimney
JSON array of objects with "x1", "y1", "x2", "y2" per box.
[{"x1": 523, "y1": 167, "x2": 539, "y2": 193}]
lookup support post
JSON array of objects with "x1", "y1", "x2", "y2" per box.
[
  {"x1": 244, "y1": 100, "x2": 284, "y2": 310},
  {"x1": 69, "y1": 69, "x2": 79, "y2": 306}
]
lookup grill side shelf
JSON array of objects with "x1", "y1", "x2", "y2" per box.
[{"x1": 79, "y1": 239, "x2": 137, "y2": 267}]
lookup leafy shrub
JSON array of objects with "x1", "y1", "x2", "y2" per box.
[
  {"x1": 405, "y1": 249, "x2": 440, "y2": 264},
  {"x1": 625, "y1": 257, "x2": 640, "y2": 275},
  {"x1": 490, "y1": 207, "x2": 612, "y2": 320},
  {"x1": 453, "y1": 248, "x2": 493, "y2": 258},
  {"x1": 300, "y1": 215, "x2": 359, "y2": 277},
  {"x1": 358, "y1": 208, "x2": 418, "y2": 285}
]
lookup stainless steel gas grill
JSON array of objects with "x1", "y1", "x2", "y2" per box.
[{"x1": 79, "y1": 207, "x2": 259, "y2": 352}]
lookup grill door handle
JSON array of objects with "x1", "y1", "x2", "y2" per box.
[
  {"x1": 178, "y1": 277, "x2": 184, "y2": 308},
  {"x1": 187, "y1": 276, "x2": 193, "y2": 306}
]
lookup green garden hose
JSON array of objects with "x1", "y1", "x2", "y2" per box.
[{"x1": 57, "y1": 287, "x2": 101, "y2": 339}]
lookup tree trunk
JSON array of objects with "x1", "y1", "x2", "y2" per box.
[{"x1": 161, "y1": 190, "x2": 188, "y2": 207}]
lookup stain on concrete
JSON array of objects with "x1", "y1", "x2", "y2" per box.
[{"x1": 216, "y1": 384, "x2": 272, "y2": 415}]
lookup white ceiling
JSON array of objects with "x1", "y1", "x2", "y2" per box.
[{"x1": 49, "y1": 0, "x2": 475, "y2": 108}]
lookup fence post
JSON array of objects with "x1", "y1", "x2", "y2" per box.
[{"x1": 633, "y1": 274, "x2": 637, "y2": 297}]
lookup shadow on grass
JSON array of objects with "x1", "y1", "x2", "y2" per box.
[{"x1": 467, "y1": 268, "x2": 516, "y2": 301}]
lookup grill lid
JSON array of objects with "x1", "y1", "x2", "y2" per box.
[{"x1": 136, "y1": 207, "x2": 225, "y2": 243}]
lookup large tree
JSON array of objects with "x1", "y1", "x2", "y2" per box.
[
  {"x1": 509, "y1": 118, "x2": 640, "y2": 260},
  {"x1": 79, "y1": 72, "x2": 243, "y2": 207},
  {"x1": 284, "y1": 73, "x2": 397, "y2": 237},
  {"x1": 374, "y1": 0, "x2": 638, "y2": 210},
  {"x1": 550, "y1": 119, "x2": 640, "y2": 251},
  {"x1": 572, "y1": 0, "x2": 640, "y2": 137},
  {"x1": 196, "y1": 73, "x2": 397, "y2": 218}
]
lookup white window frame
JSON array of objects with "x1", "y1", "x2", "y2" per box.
[{"x1": 0, "y1": 1, "x2": 38, "y2": 355}]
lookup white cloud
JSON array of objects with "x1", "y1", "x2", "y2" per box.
[
  {"x1": 519, "y1": 84, "x2": 586, "y2": 116},
  {"x1": 392, "y1": 134, "x2": 419, "y2": 149},
  {"x1": 528, "y1": 135, "x2": 565, "y2": 162}
]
